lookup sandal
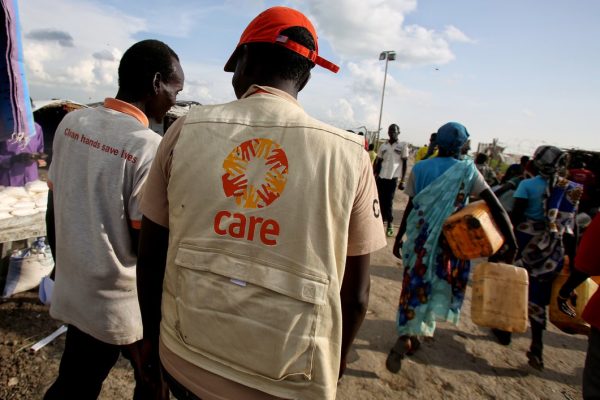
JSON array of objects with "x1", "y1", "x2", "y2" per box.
[
  {"x1": 386, "y1": 336, "x2": 418, "y2": 373},
  {"x1": 405, "y1": 336, "x2": 420, "y2": 356},
  {"x1": 526, "y1": 351, "x2": 544, "y2": 371}
]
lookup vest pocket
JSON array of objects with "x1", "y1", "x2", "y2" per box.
[{"x1": 173, "y1": 245, "x2": 329, "y2": 381}]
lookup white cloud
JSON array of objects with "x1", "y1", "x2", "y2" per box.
[
  {"x1": 20, "y1": 0, "x2": 146, "y2": 100},
  {"x1": 325, "y1": 98, "x2": 356, "y2": 127},
  {"x1": 301, "y1": 0, "x2": 467, "y2": 67},
  {"x1": 444, "y1": 25, "x2": 475, "y2": 43},
  {"x1": 17, "y1": 0, "x2": 475, "y2": 138}
]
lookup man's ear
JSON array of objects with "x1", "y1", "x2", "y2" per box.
[
  {"x1": 236, "y1": 45, "x2": 249, "y2": 75},
  {"x1": 297, "y1": 71, "x2": 311, "y2": 92},
  {"x1": 152, "y1": 72, "x2": 162, "y2": 94}
]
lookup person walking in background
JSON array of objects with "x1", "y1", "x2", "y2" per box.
[
  {"x1": 493, "y1": 156, "x2": 528, "y2": 214},
  {"x1": 475, "y1": 152, "x2": 498, "y2": 186},
  {"x1": 44, "y1": 40, "x2": 184, "y2": 400},
  {"x1": 502, "y1": 155, "x2": 530, "y2": 185},
  {"x1": 374, "y1": 123, "x2": 409, "y2": 236},
  {"x1": 568, "y1": 158, "x2": 596, "y2": 215},
  {"x1": 386, "y1": 122, "x2": 517, "y2": 373},
  {"x1": 368, "y1": 143, "x2": 377, "y2": 165},
  {"x1": 556, "y1": 213, "x2": 600, "y2": 399},
  {"x1": 492, "y1": 145, "x2": 581, "y2": 371},
  {"x1": 415, "y1": 132, "x2": 437, "y2": 162},
  {"x1": 136, "y1": 7, "x2": 386, "y2": 400}
]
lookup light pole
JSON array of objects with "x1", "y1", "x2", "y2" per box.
[{"x1": 376, "y1": 50, "x2": 396, "y2": 146}]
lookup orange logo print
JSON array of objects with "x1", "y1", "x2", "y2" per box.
[{"x1": 221, "y1": 138, "x2": 289, "y2": 209}]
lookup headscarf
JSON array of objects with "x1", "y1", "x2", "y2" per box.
[
  {"x1": 532, "y1": 145, "x2": 567, "y2": 178},
  {"x1": 436, "y1": 122, "x2": 470, "y2": 156}
]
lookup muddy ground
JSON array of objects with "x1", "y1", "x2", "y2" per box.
[{"x1": 0, "y1": 190, "x2": 588, "y2": 400}]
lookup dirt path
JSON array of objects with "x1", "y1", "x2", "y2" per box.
[{"x1": 0, "y1": 190, "x2": 588, "y2": 400}]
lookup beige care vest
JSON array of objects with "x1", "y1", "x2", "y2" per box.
[{"x1": 161, "y1": 89, "x2": 364, "y2": 400}]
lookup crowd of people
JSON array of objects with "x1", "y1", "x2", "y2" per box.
[
  {"x1": 373, "y1": 121, "x2": 598, "y2": 398},
  {"x1": 15, "y1": 5, "x2": 596, "y2": 400}
]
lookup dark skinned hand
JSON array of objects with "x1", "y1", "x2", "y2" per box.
[{"x1": 393, "y1": 238, "x2": 402, "y2": 260}]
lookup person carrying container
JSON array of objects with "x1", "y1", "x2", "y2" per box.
[
  {"x1": 492, "y1": 145, "x2": 582, "y2": 371},
  {"x1": 387, "y1": 122, "x2": 517, "y2": 373}
]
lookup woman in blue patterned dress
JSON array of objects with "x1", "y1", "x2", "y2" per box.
[{"x1": 386, "y1": 122, "x2": 517, "y2": 373}]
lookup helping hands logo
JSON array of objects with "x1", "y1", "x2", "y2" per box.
[{"x1": 221, "y1": 138, "x2": 289, "y2": 209}]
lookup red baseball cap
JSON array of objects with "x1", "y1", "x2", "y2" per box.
[{"x1": 224, "y1": 6, "x2": 339, "y2": 73}]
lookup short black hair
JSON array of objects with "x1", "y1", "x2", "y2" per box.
[
  {"x1": 246, "y1": 26, "x2": 315, "y2": 86},
  {"x1": 475, "y1": 153, "x2": 488, "y2": 164},
  {"x1": 118, "y1": 39, "x2": 179, "y2": 98}
]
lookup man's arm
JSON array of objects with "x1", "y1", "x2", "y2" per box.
[
  {"x1": 137, "y1": 216, "x2": 169, "y2": 343},
  {"x1": 136, "y1": 216, "x2": 170, "y2": 398},
  {"x1": 129, "y1": 226, "x2": 140, "y2": 256},
  {"x1": 399, "y1": 158, "x2": 408, "y2": 184},
  {"x1": 373, "y1": 157, "x2": 382, "y2": 176},
  {"x1": 510, "y1": 197, "x2": 527, "y2": 226},
  {"x1": 480, "y1": 188, "x2": 518, "y2": 263},
  {"x1": 393, "y1": 198, "x2": 413, "y2": 259},
  {"x1": 45, "y1": 189, "x2": 56, "y2": 279},
  {"x1": 339, "y1": 254, "x2": 370, "y2": 379}
]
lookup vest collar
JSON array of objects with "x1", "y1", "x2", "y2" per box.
[
  {"x1": 103, "y1": 98, "x2": 149, "y2": 128},
  {"x1": 241, "y1": 85, "x2": 301, "y2": 108}
]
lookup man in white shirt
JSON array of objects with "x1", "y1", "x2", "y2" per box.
[
  {"x1": 44, "y1": 40, "x2": 184, "y2": 400},
  {"x1": 374, "y1": 123, "x2": 409, "y2": 236}
]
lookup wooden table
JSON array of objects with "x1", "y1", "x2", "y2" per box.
[{"x1": 0, "y1": 212, "x2": 46, "y2": 258}]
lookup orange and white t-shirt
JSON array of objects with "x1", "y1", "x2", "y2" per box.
[{"x1": 48, "y1": 98, "x2": 160, "y2": 345}]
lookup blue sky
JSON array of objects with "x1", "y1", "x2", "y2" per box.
[{"x1": 17, "y1": 0, "x2": 600, "y2": 154}]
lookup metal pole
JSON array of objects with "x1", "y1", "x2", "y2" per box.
[{"x1": 376, "y1": 55, "x2": 389, "y2": 145}]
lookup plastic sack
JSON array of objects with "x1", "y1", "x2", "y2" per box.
[
  {"x1": 38, "y1": 275, "x2": 54, "y2": 305},
  {"x1": 2, "y1": 238, "x2": 54, "y2": 298}
]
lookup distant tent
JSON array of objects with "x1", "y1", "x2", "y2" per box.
[
  {"x1": 156, "y1": 100, "x2": 201, "y2": 135},
  {"x1": 32, "y1": 99, "x2": 87, "y2": 163}
]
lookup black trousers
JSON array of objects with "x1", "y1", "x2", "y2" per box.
[
  {"x1": 44, "y1": 325, "x2": 148, "y2": 400},
  {"x1": 376, "y1": 177, "x2": 398, "y2": 224}
]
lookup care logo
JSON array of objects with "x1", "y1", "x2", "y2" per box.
[
  {"x1": 214, "y1": 138, "x2": 288, "y2": 246},
  {"x1": 221, "y1": 138, "x2": 289, "y2": 209}
]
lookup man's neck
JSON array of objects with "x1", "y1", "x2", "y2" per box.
[
  {"x1": 115, "y1": 91, "x2": 146, "y2": 116},
  {"x1": 253, "y1": 79, "x2": 299, "y2": 99}
]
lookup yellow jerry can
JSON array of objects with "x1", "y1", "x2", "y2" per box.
[
  {"x1": 550, "y1": 272, "x2": 598, "y2": 335},
  {"x1": 471, "y1": 262, "x2": 529, "y2": 333},
  {"x1": 443, "y1": 201, "x2": 504, "y2": 260}
]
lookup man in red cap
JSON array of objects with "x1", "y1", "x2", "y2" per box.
[{"x1": 137, "y1": 6, "x2": 386, "y2": 400}]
